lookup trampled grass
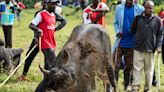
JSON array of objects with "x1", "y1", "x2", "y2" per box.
[{"x1": 0, "y1": 6, "x2": 163, "y2": 92}]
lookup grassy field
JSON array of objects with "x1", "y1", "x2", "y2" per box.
[{"x1": 0, "y1": 6, "x2": 164, "y2": 92}]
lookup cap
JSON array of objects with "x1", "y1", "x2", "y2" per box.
[{"x1": 46, "y1": 0, "x2": 60, "y2": 3}]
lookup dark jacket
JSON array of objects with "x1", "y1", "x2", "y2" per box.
[{"x1": 131, "y1": 13, "x2": 163, "y2": 52}]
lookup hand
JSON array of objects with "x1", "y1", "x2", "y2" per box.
[
  {"x1": 35, "y1": 38, "x2": 39, "y2": 45},
  {"x1": 116, "y1": 32, "x2": 123, "y2": 38},
  {"x1": 37, "y1": 29, "x2": 43, "y2": 37},
  {"x1": 88, "y1": 11, "x2": 93, "y2": 15},
  {"x1": 156, "y1": 47, "x2": 162, "y2": 53}
]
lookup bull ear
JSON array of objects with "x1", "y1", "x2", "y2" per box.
[
  {"x1": 39, "y1": 63, "x2": 50, "y2": 76},
  {"x1": 62, "y1": 49, "x2": 70, "y2": 64}
]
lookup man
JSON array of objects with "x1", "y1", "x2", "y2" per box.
[
  {"x1": 83, "y1": 0, "x2": 109, "y2": 27},
  {"x1": 131, "y1": 1, "x2": 163, "y2": 92},
  {"x1": 17, "y1": 0, "x2": 47, "y2": 81},
  {"x1": 18, "y1": 0, "x2": 66, "y2": 81},
  {"x1": 0, "y1": 0, "x2": 17, "y2": 48},
  {"x1": 113, "y1": 0, "x2": 144, "y2": 91},
  {"x1": 29, "y1": 0, "x2": 66, "y2": 91}
]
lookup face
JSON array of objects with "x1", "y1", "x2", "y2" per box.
[
  {"x1": 92, "y1": 0, "x2": 98, "y2": 5},
  {"x1": 126, "y1": 0, "x2": 133, "y2": 7},
  {"x1": 5, "y1": 0, "x2": 10, "y2": 4},
  {"x1": 144, "y1": 4, "x2": 154, "y2": 15},
  {"x1": 47, "y1": 2, "x2": 58, "y2": 12}
]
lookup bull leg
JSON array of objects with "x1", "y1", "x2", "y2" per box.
[
  {"x1": 11, "y1": 48, "x2": 24, "y2": 56},
  {"x1": 106, "y1": 64, "x2": 117, "y2": 92}
]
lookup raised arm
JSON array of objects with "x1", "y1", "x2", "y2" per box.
[{"x1": 55, "y1": 13, "x2": 67, "y2": 31}]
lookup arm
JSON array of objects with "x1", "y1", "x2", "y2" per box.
[
  {"x1": 113, "y1": 6, "x2": 120, "y2": 35},
  {"x1": 55, "y1": 13, "x2": 67, "y2": 31},
  {"x1": 83, "y1": 11, "x2": 91, "y2": 24},
  {"x1": 29, "y1": 12, "x2": 42, "y2": 37},
  {"x1": 91, "y1": 3, "x2": 109, "y2": 12},
  {"x1": 156, "y1": 18, "x2": 163, "y2": 50},
  {"x1": 130, "y1": 16, "x2": 138, "y2": 35}
]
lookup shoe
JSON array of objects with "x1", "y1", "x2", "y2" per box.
[
  {"x1": 144, "y1": 89, "x2": 152, "y2": 92},
  {"x1": 17, "y1": 75, "x2": 31, "y2": 81},
  {"x1": 152, "y1": 80, "x2": 157, "y2": 86}
]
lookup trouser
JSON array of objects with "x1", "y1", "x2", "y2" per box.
[
  {"x1": 113, "y1": 47, "x2": 133, "y2": 90},
  {"x1": 132, "y1": 50, "x2": 154, "y2": 91},
  {"x1": 162, "y1": 44, "x2": 164, "y2": 64},
  {"x1": 22, "y1": 39, "x2": 39, "y2": 75},
  {"x1": 35, "y1": 48, "x2": 56, "y2": 92},
  {"x1": 2, "y1": 25, "x2": 12, "y2": 48}
]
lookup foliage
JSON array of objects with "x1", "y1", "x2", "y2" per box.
[
  {"x1": 154, "y1": 4, "x2": 164, "y2": 14},
  {"x1": 23, "y1": 0, "x2": 40, "y2": 9}
]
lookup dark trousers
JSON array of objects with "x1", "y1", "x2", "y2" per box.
[
  {"x1": 35, "y1": 48, "x2": 56, "y2": 92},
  {"x1": 113, "y1": 47, "x2": 133, "y2": 89},
  {"x1": 162, "y1": 44, "x2": 164, "y2": 64},
  {"x1": 22, "y1": 39, "x2": 39, "y2": 75},
  {"x1": 2, "y1": 25, "x2": 12, "y2": 48}
]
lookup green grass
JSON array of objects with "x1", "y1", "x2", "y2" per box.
[{"x1": 0, "y1": 7, "x2": 164, "y2": 92}]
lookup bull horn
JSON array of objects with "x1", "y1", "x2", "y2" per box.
[{"x1": 39, "y1": 63, "x2": 50, "y2": 75}]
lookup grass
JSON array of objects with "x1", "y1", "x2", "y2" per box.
[{"x1": 0, "y1": 6, "x2": 164, "y2": 92}]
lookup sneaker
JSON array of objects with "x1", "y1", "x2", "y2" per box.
[
  {"x1": 144, "y1": 89, "x2": 152, "y2": 92},
  {"x1": 152, "y1": 80, "x2": 157, "y2": 87},
  {"x1": 17, "y1": 75, "x2": 31, "y2": 82}
]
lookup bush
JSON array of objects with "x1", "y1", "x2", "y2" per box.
[
  {"x1": 24, "y1": 0, "x2": 40, "y2": 9},
  {"x1": 154, "y1": 4, "x2": 163, "y2": 14}
]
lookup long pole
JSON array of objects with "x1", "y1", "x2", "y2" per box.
[{"x1": 158, "y1": 53, "x2": 160, "y2": 92}]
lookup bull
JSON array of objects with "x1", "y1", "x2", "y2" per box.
[{"x1": 37, "y1": 24, "x2": 117, "y2": 92}]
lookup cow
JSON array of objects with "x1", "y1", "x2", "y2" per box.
[
  {"x1": 0, "y1": 39, "x2": 23, "y2": 74},
  {"x1": 37, "y1": 24, "x2": 117, "y2": 92}
]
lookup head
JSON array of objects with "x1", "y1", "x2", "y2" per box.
[
  {"x1": 46, "y1": 0, "x2": 59, "y2": 12},
  {"x1": 5, "y1": 0, "x2": 10, "y2": 4},
  {"x1": 41, "y1": 0, "x2": 47, "y2": 9},
  {"x1": 92, "y1": 0, "x2": 99, "y2": 5},
  {"x1": 126, "y1": 0, "x2": 133, "y2": 7},
  {"x1": 144, "y1": 0, "x2": 154, "y2": 15}
]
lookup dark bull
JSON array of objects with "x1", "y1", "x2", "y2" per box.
[{"x1": 37, "y1": 24, "x2": 117, "y2": 92}]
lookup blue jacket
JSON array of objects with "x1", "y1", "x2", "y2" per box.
[{"x1": 112, "y1": 3, "x2": 144, "y2": 53}]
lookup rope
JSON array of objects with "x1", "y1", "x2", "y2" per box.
[{"x1": 0, "y1": 44, "x2": 37, "y2": 88}]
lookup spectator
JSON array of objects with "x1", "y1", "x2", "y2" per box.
[
  {"x1": 30, "y1": 0, "x2": 67, "y2": 90},
  {"x1": 14, "y1": 0, "x2": 25, "y2": 23},
  {"x1": 83, "y1": 0, "x2": 109, "y2": 27},
  {"x1": 113, "y1": 0, "x2": 144, "y2": 91},
  {"x1": 0, "y1": 0, "x2": 17, "y2": 48},
  {"x1": 131, "y1": 1, "x2": 163, "y2": 92},
  {"x1": 17, "y1": 0, "x2": 47, "y2": 81},
  {"x1": 159, "y1": 7, "x2": 164, "y2": 65},
  {"x1": 18, "y1": 0, "x2": 66, "y2": 81}
]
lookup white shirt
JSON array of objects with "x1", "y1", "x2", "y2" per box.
[{"x1": 31, "y1": 10, "x2": 55, "y2": 26}]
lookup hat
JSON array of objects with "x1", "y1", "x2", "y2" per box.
[{"x1": 46, "y1": 0, "x2": 60, "y2": 3}]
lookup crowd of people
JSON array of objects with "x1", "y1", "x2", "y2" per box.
[{"x1": 0, "y1": 0, "x2": 163, "y2": 92}]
